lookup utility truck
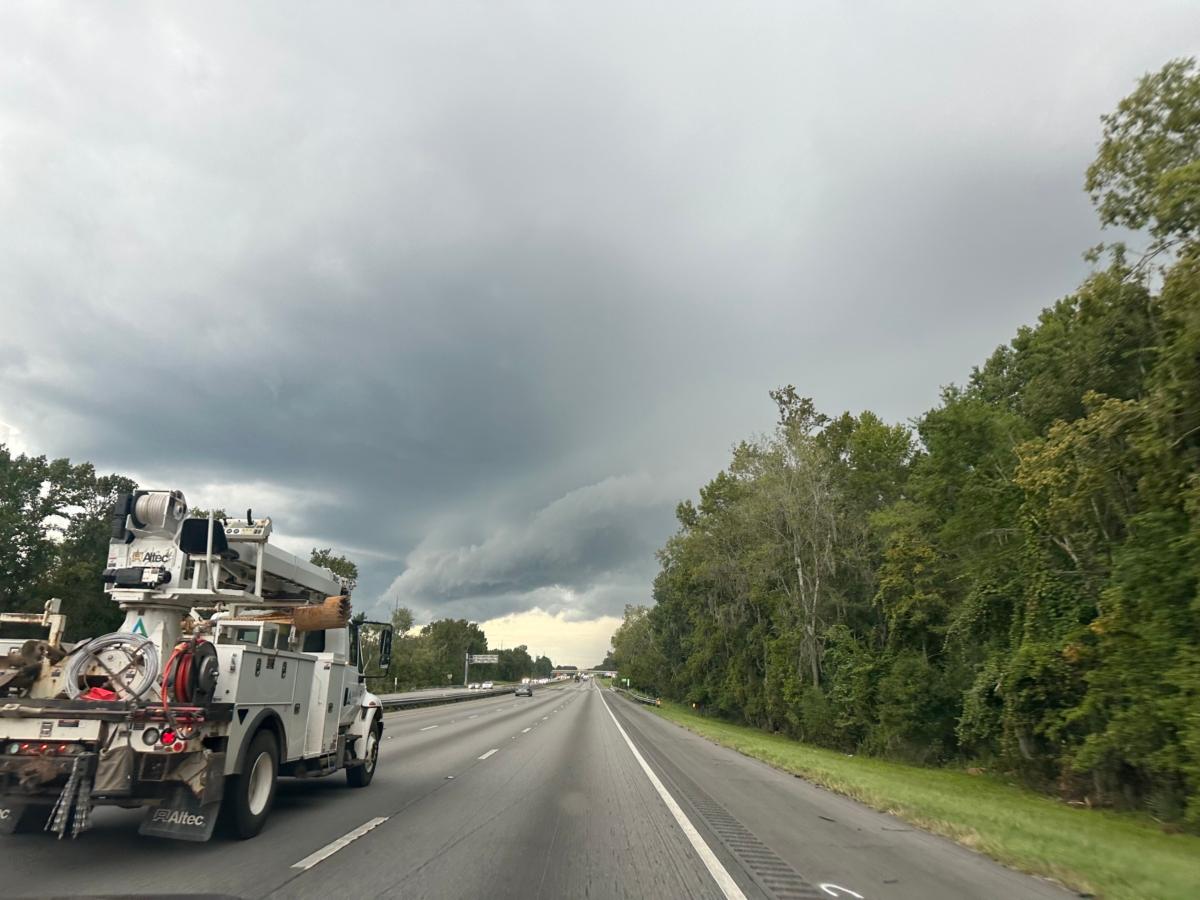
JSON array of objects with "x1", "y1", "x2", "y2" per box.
[{"x1": 0, "y1": 490, "x2": 392, "y2": 841}]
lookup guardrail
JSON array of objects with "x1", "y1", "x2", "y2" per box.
[
  {"x1": 612, "y1": 685, "x2": 661, "y2": 707},
  {"x1": 379, "y1": 687, "x2": 515, "y2": 711},
  {"x1": 379, "y1": 681, "x2": 570, "y2": 711}
]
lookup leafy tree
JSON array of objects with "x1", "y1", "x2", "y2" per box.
[
  {"x1": 531, "y1": 654, "x2": 554, "y2": 678},
  {"x1": 611, "y1": 604, "x2": 666, "y2": 693},
  {"x1": 310, "y1": 547, "x2": 359, "y2": 585},
  {"x1": 496, "y1": 645, "x2": 533, "y2": 682},
  {"x1": 0, "y1": 446, "x2": 135, "y2": 638},
  {"x1": 421, "y1": 618, "x2": 488, "y2": 683},
  {"x1": 1087, "y1": 57, "x2": 1200, "y2": 252},
  {"x1": 391, "y1": 605, "x2": 415, "y2": 634},
  {"x1": 43, "y1": 471, "x2": 138, "y2": 639}
]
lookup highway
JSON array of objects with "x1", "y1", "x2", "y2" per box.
[{"x1": 0, "y1": 681, "x2": 1073, "y2": 900}]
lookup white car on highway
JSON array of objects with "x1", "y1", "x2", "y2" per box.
[{"x1": 481, "y1": 680, "x2": 494, "y2": 689}]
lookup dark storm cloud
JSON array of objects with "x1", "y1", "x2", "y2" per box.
[
  {"x1": 1, "y1": 2, "x2": 1197, "y2": 651},
  {"x1": 387, "y1": 473, "x2": 681, "y2": 622}
]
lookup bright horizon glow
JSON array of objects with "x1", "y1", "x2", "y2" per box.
[{"x1": 477, "y1": 608, "x2": 620, "y2": 669}]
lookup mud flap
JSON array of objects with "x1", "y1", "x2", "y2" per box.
[
  {"x1": 139, "y1": 787, "x2": 220, "y2": 842},
  {"x1": 0, "y1": 800, "x2": 48, "y2": 834}
]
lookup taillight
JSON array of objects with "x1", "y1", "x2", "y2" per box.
[{"x1": 6, "y1": 741, "x2": 82, "y2": 756}]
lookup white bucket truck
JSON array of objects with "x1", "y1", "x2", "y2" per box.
[{"x1": 0, "y1": 490, "x2": 391, "y2": 841}]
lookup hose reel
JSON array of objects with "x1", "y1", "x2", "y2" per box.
[{"x1": 163, "y1": 639, "x2": 218, "y2": 705}]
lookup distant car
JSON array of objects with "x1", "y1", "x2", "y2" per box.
[
  {"x1": 468, "y1": 682, "x2": 480, "y2": 690},
  {"x1": 481, "y1": 681, "x2": 494, "y2": 690},
  {"x1": 515, "y1": 684, "x2": 532, "y2": 697}
]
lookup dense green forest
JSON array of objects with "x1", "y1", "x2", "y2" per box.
[
  {"x1": 382, "y1": 614, "x2": 556, "y2": 689},
  {"x1": 612, "y1": 58, "x2": 1200, "y2": 826},
  {"x1": 0, "y1": 453, "x2": 553, "y2": 687}
]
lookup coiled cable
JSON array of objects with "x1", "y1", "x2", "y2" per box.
[{"x1": 65, "y1": 632, "x2": 160, "y2": 700}]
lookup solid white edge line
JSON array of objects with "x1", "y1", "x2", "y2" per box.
[
  {"x1": 478, "y1": 748, "x2": 499, "y2": 760},
  {"x1": 291, "y1": 816, "x2": 389, "y2": 871},
  {"x1": 597, "y1": 687, "x2": 747, "y2": 900},
  {"x1": 419, "y1": 725, "x2": 438, "y2": 731}
]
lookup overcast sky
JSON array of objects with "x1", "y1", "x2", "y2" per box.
[{"x1": 1, "y1": 2, "x2": 1196, "y2": 665}]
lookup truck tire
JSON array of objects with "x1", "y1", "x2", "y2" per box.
[
  {"x1": 223, "y1": 729, "x2": 278, "y2": 839},
  {"x1": 346, "y1": 721, "x2": 381, "y2": 788}
]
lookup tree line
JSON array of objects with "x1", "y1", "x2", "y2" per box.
[
  {"x1": 380, "y1": 612, "x2": 556, "y2": 689},
  {"x1": 611, "y1": 58, "x2": 1200, "y2": 827},
  {"x1": 0, "y1": 453, "x2": 554, "y2": 686}
]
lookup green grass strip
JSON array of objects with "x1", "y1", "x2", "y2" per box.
[{"x1": 647, "y1": 700, "x2": 1200, "y2": 900}]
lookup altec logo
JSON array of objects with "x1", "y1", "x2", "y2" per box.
[
  {"x1": 132, "y1": 549, "x2": 174, "y2": 565},
  {"x1": 152, "y1": 808, "x2": 206, "y2": 827}
]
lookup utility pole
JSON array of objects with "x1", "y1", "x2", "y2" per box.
[{"x1": 463, "y1": 650, "x2": 469, "y2": 687}]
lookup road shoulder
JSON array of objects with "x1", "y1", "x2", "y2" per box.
[{"x1": 607, "y1": 689, "x2": 1076, "y2": 900}]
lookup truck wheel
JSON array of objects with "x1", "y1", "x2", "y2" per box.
[
  {"x1": 223, "y1": 729, "x2": 278, "y2": 839},
  {"x1": 347, "y1": 722, "x2": 381, "y2": 788}
]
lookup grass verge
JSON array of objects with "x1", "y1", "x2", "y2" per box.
[{"x1": 650, "y1": 700, "x2": 1200, "y2": 900}]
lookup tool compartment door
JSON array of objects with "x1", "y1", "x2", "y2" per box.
[
  {"x1": 283, "y1": 654, "x2": 315, "y2": 761},
  {"x1": 304, "y1": 658, "x2": 347, "y2": 757},
  {"x1": 235, "y1": 649, "x2": 296, "y2": 705}
]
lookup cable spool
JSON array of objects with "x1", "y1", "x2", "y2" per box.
[
  {"x1": 131, "y1": 491, "x2": 187, "y2": 533},
  {"x1": 66, "y1": 633, "x2": 160, "y2": 700}
]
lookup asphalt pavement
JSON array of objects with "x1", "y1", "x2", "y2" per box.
[{"x1": 0, "y1": 681, "x2": 1075, "y2": 900}]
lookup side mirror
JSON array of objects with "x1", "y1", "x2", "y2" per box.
[
  {"x1": 379, "y1": 625, "x2": 394, "y2": 671},
  {"x1": 348, "y1": 620, "x2": 362, "y2": 670}
]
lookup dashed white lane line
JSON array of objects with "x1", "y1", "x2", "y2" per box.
[
  {"x1": 292, "y1": 817, "x2": 389, "y2": 871},
  {"x1": 597, "y1": 688, "x2": 747, "y2": 900},
  {"x1": 468, "y1": 715, "x2": 478, "y2": 719},
  {"x1": 478, "y1": 748, "x2": 499, "y2": 760},
  {"x1": 419, "y1": 725, "x2": 438, "y2": 732},
  {"x1": 542, "y1": 716, "x2": 548, "y2": 720},
  {"x1": 521, "y1": 727, "x2": 532, "y2": 733}
]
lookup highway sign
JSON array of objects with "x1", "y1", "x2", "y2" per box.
[{"x1": 469, "y1": 654, "x2": 499, "y2": 663}]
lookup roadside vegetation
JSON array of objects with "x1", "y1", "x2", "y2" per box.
[
  {"x1": 653, "y1": 700, "x2": 1200, "y2": 900},
  {"x1": 611, "y1": 56, "x2": 1200, "y2": 840}
]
